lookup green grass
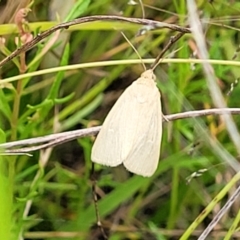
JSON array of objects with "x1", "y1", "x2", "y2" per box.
[{"x1": 1, "y1": 0, "x2": 240, "y2": 239}]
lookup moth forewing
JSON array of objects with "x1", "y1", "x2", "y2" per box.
[
  {"x1": 91, "y1": 70, "x2": 162, "y2": 177},
  {"x1": 91, "y1": 87, "x2": 131, "y2": 167},
  {"x1": 123, "y1": 72, "x2": 162, "y2": 176},
  {"x1": 91, "y1": 76, "x2": 143, "y2": 167}
]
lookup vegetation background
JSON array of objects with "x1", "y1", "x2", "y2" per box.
[{"x1": 0, "y1": 0, "x2": 240, "y2": 239}]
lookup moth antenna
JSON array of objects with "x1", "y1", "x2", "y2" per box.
[
  {"x1": 138, "y1": 0, "x2": 145, "y2": 19},
  {"x1": 151, "y1": 32, "x2": 185, "y2": 70},
  {"x1": 91, "y1": 163, "x2": 108, "y2": 239},
  {"x1": 120, "y1": 31, "x2": 146, "y2": 71}
]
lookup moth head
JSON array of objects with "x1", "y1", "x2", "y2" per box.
[{"x1": 141, "y1": 70, "x2": 156, "y2": 82}]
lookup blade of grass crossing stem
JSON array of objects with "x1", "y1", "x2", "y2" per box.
[
  {"x1": 47, "y1": 43, "x2": 70, "y2": 100},
  {"x1": 27, "y1": 44, "x2": 71, "y2": 123},
  {"x1": 0, "y1": 89, "x2": 12, "y2": 122},
  {"x1": 224, "y1": 207, "x2": 240, "y2": 240},
  {"x1": 180, "y1": 171, "x2": 240, "y2": 239}
]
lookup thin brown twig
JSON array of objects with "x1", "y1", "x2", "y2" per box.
[
  {"x1": 91, "y1": 163, "x2": 108, "y2": 239},
  {"x1": 0, "y1": 15, "x2": 190, "y2": 67},
  {"x1": 1, "y1": 108, "x2": 240, "y2": 153}
]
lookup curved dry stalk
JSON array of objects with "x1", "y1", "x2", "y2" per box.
[
  {"x1": 1, "y1": 108, "x2": 240, "y2": 153},
  {"x1": 187, "y1": 0, "x2": 240, "y2": 155},
  {"x1": 0, "y1": 15, "x2": 190, "y2": 67},
  {"x1": 0, "y1": 127, "x2": 101, "y2": 150}
]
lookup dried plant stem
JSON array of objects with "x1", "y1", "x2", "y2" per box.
[
  {"x1": 1, "y1": 108, "x2": 240, "y2": 153},
  {"x1": 198, "y1": 185, "x2": 240, "y2": 240},
  {"x1": 0, "y1": 15, "x2": 190, "y2": 67}
]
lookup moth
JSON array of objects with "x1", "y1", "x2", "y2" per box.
[{"x1": 91, "y1": 69, "x2": 162, "y2": 177}]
